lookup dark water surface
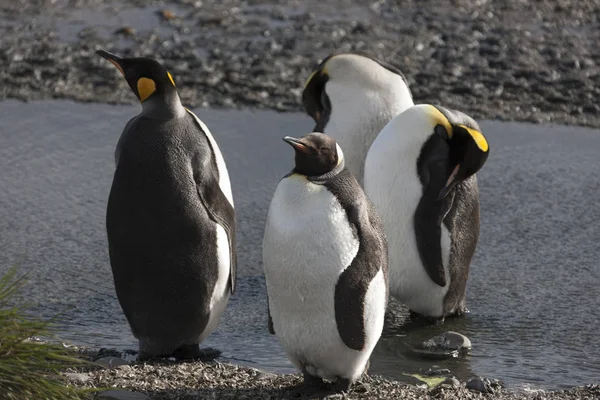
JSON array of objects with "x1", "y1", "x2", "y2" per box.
[{"x1": 0, "y1": 100, "x2": 599, "y2": 390}]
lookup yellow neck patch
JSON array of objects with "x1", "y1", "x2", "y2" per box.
[
  {"x1": 459, "y1": 124, "x2": 489, "y2": 152},
  {"x1": 137, "y1": 78, "x2": 156, "y2": 102},
  {"x1": 426, "y1": 105, "x2": 453, "y2": 138},
  {"x1": 167, "y1": 71, "x2": 176, "y2": 86}
]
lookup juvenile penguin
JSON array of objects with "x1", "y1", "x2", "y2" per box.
[
  {"x1": 262, "y1": 133, "x2": 388, "y2": 394},
  {"x1": 97, "y1": 50, "x2": 236, "y2": 360},
  {"x1": 302, "y1": 52, "x2": 414, "y2": 183},
  {"x1": 364, "y1": 105, "x2": 489, "y2": 320}
]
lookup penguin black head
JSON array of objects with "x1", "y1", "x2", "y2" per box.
[
  {"x1": 283, "y1": 133, "x2": 343, "y2": 177},
  {"x1": 96, "y1": 50, "x2": 177, "y2": 104},
  {"x1": 302, "y1": 52, "x2": 412, "y2": 131},
  {"x1": 427, "y1": 105, "x2": 489, "y2": 200}
]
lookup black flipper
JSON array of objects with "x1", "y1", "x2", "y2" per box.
[
  {"x1": 189, "y1": 113, "x2": 237, "y2": 294},
  {"x1": 311, "y1": 169, "x2": 388, "y2": 351},
  {"x1": 414, "y1": 134, "x2": 455, "y2": 287}
]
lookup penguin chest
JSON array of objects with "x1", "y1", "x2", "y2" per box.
[
  {"x1": 263, "y1": 176, "x2": 364, "y2": 378},
  {"x1": 365, "y1": 147, "x2": 450, "y2": 317}
]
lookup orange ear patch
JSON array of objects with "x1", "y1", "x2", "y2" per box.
[
  {"x1": 458, "y1": 124, "x2": 489, "y2": 152},
  {"x1": 137, "y1": 78, "x2": 156, "y2": 102}
]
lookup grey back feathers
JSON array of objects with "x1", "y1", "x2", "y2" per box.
[{"x1": 107, "y1": 110, "x2": 236, "y2": 356}]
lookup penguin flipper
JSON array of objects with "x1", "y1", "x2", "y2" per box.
[
  {"x1": 330, "y1": 172, "x2": 388, "y2": 351},
  {"x1": 191, "y1": 152, "x2": 237, "y2": 294},
  {"x1": 414, "y1": 136, "x2": 454, "y2": 288}
]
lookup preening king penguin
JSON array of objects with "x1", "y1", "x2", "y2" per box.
[
  {"x1": 97, "y1": 50, "x2": 236, "y2": 360},
  {"x1": 364, "y1": 104, "x2": 489, "y2": 320},
  {"x1": 302, "y1": 52, "x2": 414, "y2": 184},
  {"x1": 262, "y1": 132, "x2": 388, "y2": 395}
]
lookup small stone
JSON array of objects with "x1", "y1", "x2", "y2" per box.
[
  {"x1": 442, "y1": 376, "x2": 460, "y2": 388},
  {"x1": 424, "y1": 368, "x2": 451, "y2": 376},
  {"x1": 114, "y1": 27, "x2": 136, "y2": 36},
  {"x1": 255, "y1": 371, "x2": 277, "y2": 381},
  {"x1": 158, "y1": 9, "x2": 176, "y2": 21},
  {"x1": 96, "y1": 390, "x2": 150, "y2": 400},
  {"x1": 413, "y1": 332, "x2": 471, "y2": 359},
  {"x1": 353, "y1": 382, "x2": 370, "y2": 393},
  {"x1": 64, "y1": 372, "x2": 90, "y2": 383},
  {"x1": 420, "y1": 331, "x2": 471, "y2": 351},
  {"x1": 95, "y1": 356, "x2": 130, "y2": 369},
  {"x1": 466, "y1": 377, "x2": 492, "y2": 393}
]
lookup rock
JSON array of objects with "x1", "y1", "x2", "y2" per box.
[
  {"x1": 95, "y1": 356, "x2": 130, "y2": 369},
  {"x1": 96, "y1": 390, "x2": 150, "y2": 400},
  {"x1": 413, "y1": 331, "x2": 471, "y2": 359},
  {"x1": 64, "y1": 372, "x2": 90, "y2": 383},
  {"x1": 353, "y1": 382, "x2": 370, "y2": 393},
  {"x1": 255, "y1": 371, "x2": 277, "y2": 381},
  {"x1": 466, "y1": 377, "x2": 490, "y2": 393},
  {"x1": 423, "y1": 368, "x2": 451, "y2": 376},
  {"x1": 441, "y1": 376, "x2": 461, "y2": 388},
  {"x1": 466, "y1": 376, "x2": 504, "y2": 394}
]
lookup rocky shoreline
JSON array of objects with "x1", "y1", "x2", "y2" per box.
[
  {"x1": 1, "y1": 0, "x2": 600, "y2": 127},
  {"x1": 63, "y1": 348, "x2": 599, "y2": 400}
]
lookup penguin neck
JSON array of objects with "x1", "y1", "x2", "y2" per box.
[
  {"x1": 140, "y1": 92, "x2": 186, "y2": 120},
  {"x1": 306, "y1": 157, "x2": 346, "y2": 184}
]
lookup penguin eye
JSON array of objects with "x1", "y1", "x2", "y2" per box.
[{"x1": 320, "y1": 147, "x2": 330, "y2": 154}]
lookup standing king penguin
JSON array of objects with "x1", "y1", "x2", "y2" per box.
[
  {"x1": 98, "y1": 50, "x2": 236, "y2": 360},
  {"x1": 364, "y1": 105, "x2": 489, "y2": 320},
  {"x1": 263, "y1": 133, "x2": 388, "y2": 395},
  {"x1": 302, "y1": 52, "x2": 414, "y2": 183}
]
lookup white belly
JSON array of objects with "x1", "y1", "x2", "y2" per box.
[
  {"x1": 262, "y1": 175, "x2": 378, "y2": 381},
  {"x1": 364, "y1": 134, "x2": 450, "y2": 317},
  {"x1": 198, "y1": 222, "x2": 231, "y2": 342}
]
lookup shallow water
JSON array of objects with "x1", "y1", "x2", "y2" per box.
[{"x1": 0, "y1": 100, "x2": 599, "y2": 390}]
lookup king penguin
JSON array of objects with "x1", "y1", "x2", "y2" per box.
[
  {"x1": 364, "y1": 105, "x2": 489, "y2": 320},
  {"x1": 262, "y1": 132, "x2": 388, "y2": 395},
  {"x1": 302, "y1": 52, "x2": 414, "y2": 184},
  {"x1": 97, "y1": 50, "x2": 236, "y2": 360}
]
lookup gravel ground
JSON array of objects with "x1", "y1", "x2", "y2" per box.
[
  {"x1": 1, "y1": 0, "x2": 600, "y2": 126},
  {"x1": 66, "y1": 358, "x2": 600, "y2": 400}
]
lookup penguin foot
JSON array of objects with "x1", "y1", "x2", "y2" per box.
[
  {"x1": 286, "y1": 373, "x2": 326, "y2": 398},
  {"x1": 172, "y1": 344, "x2": 221, "y2": 361},
  {"x1": 409, "y1": 310, "x2": 445, "y2": 325},
  {"x1": 331, "y1": 377, "x2": 352, "y2": 393}
]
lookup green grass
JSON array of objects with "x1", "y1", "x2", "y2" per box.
[{"x1": 0, "y1": 267, "x2": 91, "y2": 400}]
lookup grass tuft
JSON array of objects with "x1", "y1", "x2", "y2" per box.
[{"x1": 0, "y1": 267, "x2": 90, "y2": 400}]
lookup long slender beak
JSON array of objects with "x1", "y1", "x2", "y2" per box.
[
  {"x1": 437, "y1": 164, "x2": 461, "y2": 201},
  {"x1": 283, "y1": 136, "x2": 311, "y2": 154},
  {"x1": 96, "y1": 49, "x2": 125, "y2": 77}
]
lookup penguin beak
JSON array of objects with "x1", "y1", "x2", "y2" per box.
[
  {"x1": 96, "y1": 50, "x2": 126, "y2": 77},
  {"x1": 283, "y1": 136, "x2": 312, "y2": 154},
  {"x1": 437, "y1": 164, "x2": 461, "y2": 201}
]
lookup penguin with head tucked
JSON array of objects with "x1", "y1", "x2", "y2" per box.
[
  {"x1": 364, "y1": 105, "x2": 489, "y2": 320},
  {"x1": 97, "y1": 50, "x2": 236, "y2": 360},
  {"x1": 263, "y1": 132, "x2": 388, "y2": 395},
  {"x1": 302, "y1": 52, "x2": 414, "y2": 184}
]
